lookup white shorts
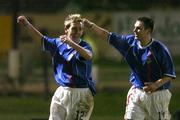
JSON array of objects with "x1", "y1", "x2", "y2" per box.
[
  {"x1": 124, "y1": 86, "x2": 171, "y2": 120},
  {"x1": 49, "y1": 86, "x2": 94, "y2": 120}
]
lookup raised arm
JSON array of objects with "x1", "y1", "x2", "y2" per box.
[
  {"x1": 17, "y1": 15, "x2": 43, "y2": 42},
  {"x1": 83, "y1": 18, "x2": 110, "y2": 41}
]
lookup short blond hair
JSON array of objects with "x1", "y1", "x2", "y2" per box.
[{"x1": 64, "y1": 14, "x2": 82, "y2": 28}]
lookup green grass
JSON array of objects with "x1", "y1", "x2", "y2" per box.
[
  {"x1": 0, "y1": 89, "x2": 179, "y2": 120},
  {"x1": 0, "y1": 95, "x2": 49, "y2": 120},
  {"x1": 0, "y1": 91, "x2": 125, "y2": 120},
  {"x1": 92, "y1": 90, "x2": 127, "y2": 120},
  {"x1": 0, "y1": 58, "x2": 180, "y2": 120}
]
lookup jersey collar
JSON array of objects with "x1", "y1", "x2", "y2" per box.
[{"x1": 137, "y1": 39, "x2": 154, "y2": 49}]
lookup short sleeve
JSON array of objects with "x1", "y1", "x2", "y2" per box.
[
  {"x1": 159, "y1": 45, "x2": 176, "y2": 78},
  {"x1": 42, "y1": 36, "x2": 57, "y2": 52}
]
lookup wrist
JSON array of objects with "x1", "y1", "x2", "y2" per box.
[
  {"x1": 89, "y1": 23, "x2": 94, "y2": 29},
  {"x1": 155, "y1": 79, "x2": 163, "y2": 88},
  {"x1": 24, "y1": 21, "x2": 30, "y2": 27}
]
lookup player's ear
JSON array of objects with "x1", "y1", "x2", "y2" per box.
[
  {"x1": 146, "y1": 28, "x2": 151, "y2": 34},
  {"x1": 64, "y1": 27, "x2": 68, "y2": 34}
]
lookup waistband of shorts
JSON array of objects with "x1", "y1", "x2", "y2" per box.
[
  {"x1": 135, "y1": 85, "x2": 168, "y2": 91},
  {"x1": 61, "y1": 83, "x2": 88, "y2": 88}
]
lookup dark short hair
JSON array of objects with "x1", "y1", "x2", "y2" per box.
[{"x1": 137, "y1": 17, "x2": 154, "y2": 33}]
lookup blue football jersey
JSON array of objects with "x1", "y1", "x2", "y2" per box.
[
  {"x1": 108, "y1": 32, "x2": 176, "y2": 89},
  {"x1": 42, "y1": 36, "x2": 96, "y2": 95}
]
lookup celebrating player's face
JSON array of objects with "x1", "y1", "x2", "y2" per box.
[
  {"x1": 133, "y1": 21, "x2": 149, "y2": 41},
  {"x1": 66, "y1": 22, "x2": 84, "y2": 43}
]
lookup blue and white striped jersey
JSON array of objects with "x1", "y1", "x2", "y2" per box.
[
  {"x1": 108, "y1": 32, "x2": 176, "y2": 89},
  {"x1": 42, "y1": 36, "x2": 96, "y2": 95}
]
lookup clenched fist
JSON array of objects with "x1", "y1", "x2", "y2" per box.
[
  {"x1": 17, "y1": 15, "x2": 30, "y2": 27},
  {"x1": 82, "y1": 18, "x2": 94, "y2": 29}
]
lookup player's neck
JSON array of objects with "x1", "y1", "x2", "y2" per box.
[{"x1": 140, "y1": 36, "x2": 152, "y2": 47}]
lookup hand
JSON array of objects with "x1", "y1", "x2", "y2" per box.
[
  {"x1": 59, "y1": 35, "x2": 71, "y2": 44},
  {"x1": 143, "y1": 82, "x2": 159, "y2": 93},
  {"x1": 17, "y1": 15, "x2": 29, "y2": 26},
  {"x1": 82, "y1": 18, "x2": 94, "y2": 29},
  {"x1": 59, "y1": 35, "x2": 66, "y2": 42}
]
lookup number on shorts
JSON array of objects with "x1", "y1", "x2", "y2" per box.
[
  {"x1": 76, "y1": 110, "x2": 87, "y2": 120},
  {"x1": 158, "y1": 111, "x2": 165, "y2": 120}
]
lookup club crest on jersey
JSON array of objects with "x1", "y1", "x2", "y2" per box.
[
  {"x1": 147, "y1": 51, "x2": 152, "y2": 64},
  {"x1": 147, "y1": 51, "x2": 152, "y2": 57}
]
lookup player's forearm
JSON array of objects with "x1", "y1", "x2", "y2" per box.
[
  {"x1": 67, "y1": 40, "x2": 93, "y2": 60},
  {"x1": 155, "y1": 76, "x2": 173, "y2": 88},
  {"x1": 25, "y1": 22, "x2": 43, "y2": 42},
  {"x1": 143, "y1": 76, "x2": 173, "y2": 93},
  {"x1": 83, "y1": 19, "x2": 109, "y2": 41},
  {"x1": 90, "y1": 23, "x2": 109, "y2": 41}
]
